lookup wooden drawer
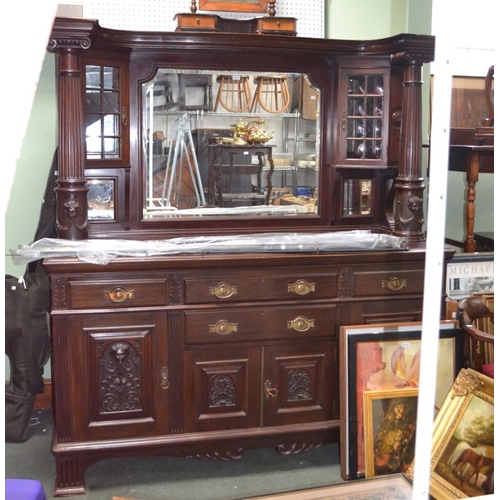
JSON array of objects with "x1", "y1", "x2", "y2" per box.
[
  {"x1": 175, "y1": 14, "x2": 217, "y2": 31},
  {"x1": 184, "y1": 304, "x2": 336, "y2": 344},
  {"x1": 352, "y1": 269, "x2": 425, "y2": 296},
  {"x1": 256, "y1": 17, "x2": 297, "y2": 35},
  {"x1": 68, "y1": 279, "x2": 168, "y2": 309},
  {"x1": 184, "y1": 273, "x2": 337, "y2": 304}
]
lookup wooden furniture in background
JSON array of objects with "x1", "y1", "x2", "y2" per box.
[
  {"x1": 208, "y1": 143, "x2": 275, "y2": 206},
  {"x1": 177, "y1": 1, "x2": 295, "y2": 35},
  {"x1": 457, "y1": 293, "x2": 494, "y2": 377},
  {"x1": 198, "y1": 0, "x2": 269, "y2": 14},
  {"x1": 447, "y1": 140, "x2": 494, "y2": 252},
  {"x1": 447, "y1": 66, "x2": 494, "y2": 252}
]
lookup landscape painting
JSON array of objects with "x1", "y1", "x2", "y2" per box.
[
  {"x1": 434, "y1": 394, "x2": 494, "y2": 497},
  {"x1": 405, "y1": 369, "x2": 495, "y2": 499}
]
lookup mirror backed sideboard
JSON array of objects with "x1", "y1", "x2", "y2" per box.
[{"x1": 45, "y1": 17, "x2": 452, "y2": 495}]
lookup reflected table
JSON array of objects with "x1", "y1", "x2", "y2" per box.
[{"x1": 208, "y1": 144, "x2": 275, "y2": 207}]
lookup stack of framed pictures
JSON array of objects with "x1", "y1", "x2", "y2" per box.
[{"x1": 339, "y1": 321, "x2": 464, "y2": 481}]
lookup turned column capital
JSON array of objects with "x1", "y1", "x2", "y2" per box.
[
  {"x1": 47, "y1": 19, "x2": 93, "y2": 53},
  {"x1": 390, "y1": 49, "x2": 434, "y2": 69}
]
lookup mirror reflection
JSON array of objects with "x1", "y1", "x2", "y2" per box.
[
  {"x1": 343, "y1": 179, "x2": 372, "y2": 215},
  {"x1": 87, "y1": 179, "x2": 115, "y2": 220},
  {"x1": 142, "y1": 69, "x2": 320, "y2": 218}
]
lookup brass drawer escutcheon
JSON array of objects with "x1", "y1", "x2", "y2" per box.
[
  {"x1": 209, "y1": 320, "x2": 238, "y2": 336},
  {"x1": 287, "y1": 316, "x2": 315, "y2": 332},
  {"x1": 160, "y1": 367, "x2": 170, "y2": 390},
  {"x1": 288, "y1": 279, "x2": 316, "y2": 296},
  {"x1": 105, "y1": 287, "x2": 135, "y2": 302},
  {"x1": 381, "y1": 276, "x2": 408, "y2": 291},
  {"x1": 209, "y1": 282, "x2": 238, "y2": 299}
]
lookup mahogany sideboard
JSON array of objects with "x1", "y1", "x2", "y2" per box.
[{"x1": 45, "y1": 17, "x2": 451, "y2": 495}]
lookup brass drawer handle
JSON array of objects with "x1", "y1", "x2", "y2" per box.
[
  {"x1": 288, "y1": 279, "x2": 316, "y2": 296},
  {"x1": 105, "y1": 287, "x2": 134, "y2": 302},
  {"x1": 381, "y1": 276, "x2": 408, "y2": 291},
  {"x1": 264, "y1": 380, "x2": 278, "y2": 399},
  {"x1": 287, "y1": 316, "x2": 315, "y2": 332},
  {"x1": 209, "y1": 320, "x2": 238, "y2": 336},
  {"x1": 209, "y1": 282, "x2": 237, "y2": 299},
  {"x1": 160, "y1": 367, "x2": 170, "y2": 390}
]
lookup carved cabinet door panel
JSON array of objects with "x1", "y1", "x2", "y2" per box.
[
  {"x1": 183, "y1": 346, "x2": 261, "y2": 432},
  {"x1": 261, "y1": 342, "x2": 336, "y2": 427},
  {"x1": 52, "y1": 311, "x2": 169, "y2": 442}
]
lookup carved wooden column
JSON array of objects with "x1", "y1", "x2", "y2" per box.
[
  {"x1": 48, "y1": 36, "x2": 89, "y2": 240},
  {"x1": 391, "y1": 54, "x2": 426, "y2": 241}
]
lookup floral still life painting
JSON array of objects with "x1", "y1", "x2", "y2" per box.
[{"x1": 363, "y1": 388, "x2": 419, "y2": 477}]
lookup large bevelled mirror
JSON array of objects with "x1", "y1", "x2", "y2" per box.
[{"x1": 141, "y1": 68, "x2": 320, "y2": 219}]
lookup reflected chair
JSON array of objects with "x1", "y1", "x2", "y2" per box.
[{"x1": 456, "y1": 295, "x2": 494, "y2": 378}]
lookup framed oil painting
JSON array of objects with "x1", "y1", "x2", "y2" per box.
[
  {"x1": 199, "y1": 0, "x2": 268, "y2": 13},
  {"x1": 406, "y1": 368, "x2": 494, "y2": 499},
  {"x1": 339, "y1": 321, "x2": 462, "y2": 480},
  {"x1": 363, "y1": 388, "x2": 419, "y2": 478}
]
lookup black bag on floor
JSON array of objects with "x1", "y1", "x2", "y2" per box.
[
  {"x1": 5, "y1": 390, "x2": 36, "y2": 443},
  {"x1": 5, "y1": 150, "x2": 56, "y2": 442}
]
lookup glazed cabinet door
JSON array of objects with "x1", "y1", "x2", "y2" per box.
[
  {"x1": 262, "y1": 342, "x2": 336, "y2": 427},
  {"x1": 338, "y1": 67, "x2": 390, "y2": 167},
  {"x1": 82, "y1": 56, "x2": 130, "y2": 227},
  {"x1": 83, "y1": 58, "x2": 130, "y2": 166},
  {"x1": 51, "y1": 311, "x2": 169, "y2": 442}
]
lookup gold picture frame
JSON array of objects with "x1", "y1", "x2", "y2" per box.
[
  {"x1": 406, "y1": 368, "x2": 494, "y2": 499},
  {"x1": 363, "y1": 388, "x2": 419, "y2": 478},
  {"x1": 199, "y1": 0, "x2": 268, "y2": 13}
]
